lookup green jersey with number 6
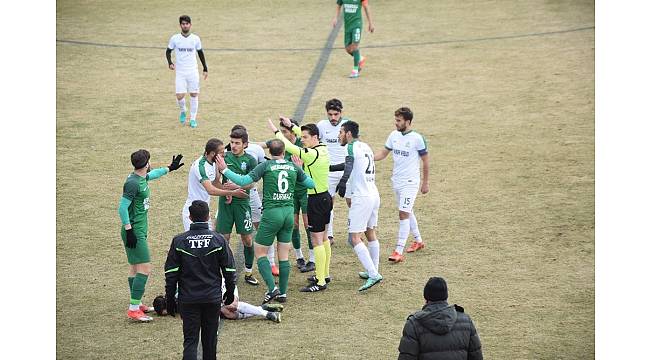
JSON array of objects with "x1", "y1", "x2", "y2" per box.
[
  {"x1": 122, "y1": 173, "x2": 151, "y2": 230},
  {"x1": 246, "y1": 159, "x2": 308, "y2": 210}
]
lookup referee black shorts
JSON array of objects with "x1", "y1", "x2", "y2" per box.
[{"x1": 307, "y1": 191, "x2": 333, "y2": 233}]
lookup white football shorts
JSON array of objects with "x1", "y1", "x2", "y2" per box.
[
  {"x1": 328, "y1": 171, "x2": 351, "y2": 198},
  {"x1": 249, "y1": 187, "x2": 262, "y2": 223},
  {"x1": 348, "y1": 195, "x2": 380, "y2": 233},
  {"x1": 393, "y1": 183, "x2": 419, "y2": 214},
  {"x1": 175, "y1": 70, "x2": 200, "y2": 94}
]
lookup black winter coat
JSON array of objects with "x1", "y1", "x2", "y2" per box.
[{"x1": 398, "y1": 301, "x2": 483, "y2": 360}]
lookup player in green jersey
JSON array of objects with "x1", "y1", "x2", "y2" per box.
[
  {"x1": 216, "y1": 139, "x2": 315, "y2": 304},
  {"x1": 332, "y1": 0, "x2": 375, "y2": 78},
  {"x1": 216, "y1": 129, "x2": 260, "y2": 286},
  {"x1": 118, "y1": 149, "x2": 184, "y2": 322},
  {"x1": 271, "y1": 117, "x2": 333, "y2": 293},
  {"x1": 260, "y1": 119, "x2": 315, "y2": 273}
]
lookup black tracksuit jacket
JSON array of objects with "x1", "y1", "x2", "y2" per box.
[{"x1": 164, "y1": 222, "x2": 236, "y2": 304}]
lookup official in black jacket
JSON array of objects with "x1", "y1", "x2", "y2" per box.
[
  {"x1": 165, "y1": 200, "x2": 237, "y2": 360},
  {"x1": 398, "y1": 277, "x2": 483, "y2": 360}
]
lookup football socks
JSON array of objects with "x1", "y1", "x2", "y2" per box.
[
  {"x1": 367, "y1": 240, "x2": 380, "y2": 272},
  {"x1": 353, "y1": 50, "x2": 361, "y2": 71},
  {"x1": 237, "y1": 301, "x2": 266, "y2": 317},
  {"x1": 189, "y1": 96, "x2": 198, "y2": 121},
  {"x1": 256, "y1": 256, "x2": 276, "y2": 292},
  {"x1": 410, "y1": 213, "x2": 422, "y2": 242},
  {"x1": 323, "y1": 239, "x2": 332, "y2": 278},
  {"x1": 279, "y1": 260, "x2": 290, "y2": 295},
  {"x1": 313, "y1": 245, "x2": 327, "y2": 286},
  {"x1": 354, "y1": 242, "x2": 378, "y2": 278},
  {"x1": 130, "y1": 272, "x2": 148, "y2": 305},
  {"x1": 244, "y1": 245, "x2": 254, "y2": 271},
  {"x1": 396, "y1": 219, "x2": 409, "y2": 254}
]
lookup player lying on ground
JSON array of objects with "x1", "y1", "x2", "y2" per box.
[{"x1": 152, "y1": 291, "x2": 283, "y2": 323}]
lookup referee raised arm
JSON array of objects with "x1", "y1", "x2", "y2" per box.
[{"x1": 268, "y1": 117, "x2": 333, "y2": 292}]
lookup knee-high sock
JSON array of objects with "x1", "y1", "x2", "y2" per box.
[
  {"x1": 237, "y1": 301, "x2": 266, "y2": 317},
  {"x1": 409, "y1": 213, "x2": 422, "y2": 242},
  {"x1": 278, "y1": 260, "x2": 290, "y2": 295},
  {"x1": 292, "y1": 228, "x2": 301, "y2": 250},
  {"x1": 177, "y1": 97, "x2": 186, "y2": 112},
  {"x1": 353, "y1": 50, "x2": 361, "y2": 69},
  {"x1": 130, "y1": 273, "x2": 148, "y2": 305},
  {"x1": 323, "y1": 239, "x2": 332, "y2": 278},
  {"x1": 327, "y1": 212, "x2": 334, "y2": 238},
  {"x1": 354, "y1": 243, "x2": 378, "y2": 278},
  {"x1": 244, "y1": 244, "x2": 254, "y2": 271},
  {"x1": 128, "y1": 276, "x2": 134, "y2": 292},
  {"x1": 313, "y1": 245, "x2": 327, "y2": 286},
  {"x1": 189, "y1": 96, "x2": 198, "y2": 120},
  {"x1": 307, "y1": 229, "x2": 315, "y2": 262},
  {"x1": 396, "y1": 219, "x2": 409, "y2": 254},
  {"x1": 367, "y1": 240, "x2": 380, "y2": 273},
  {"x1": 256, "y1": 256, "x2": 276, "y2": 292},
  {"x1": 267, "y1": 244, "x2": 276, "y2": 264}
]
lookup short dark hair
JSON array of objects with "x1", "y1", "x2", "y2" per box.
[
  {"x1": 153, "y1": 295, "x2": 166, "y2": 316},
  {"x1": 131, "y1": 149, "x2": 150, "y2": 169},
  {"x1": 341, "y1": 121, "x2": 359, "y2": 138},
  {"x1": 395, "y1": 107, "x2": 414, "y2": 122},
  {"x1": 268, "y1": 139, "x2": 285, "y2": 156},
  {"x1": 325, "y1": 98, "x2": 343, "y2": 112},
  {"x1": 280, "y1": 118, "x2": 299, "y2": 130},
  {"x1": 300, "y1": 123, "x2": 320, "y2": 138},
  {"x1": 230, "y1": 128, "x2": 249, "y2": 144},
  {"x1": 189, "y1": 200, "x2": 210, "y2": 222},
  {"x1": 230, "y1": 124, "x2": 247, "y2": 133},
  {"x1": 205, "y1": 138, "x2": 223, "y2": 154},
  {"x1": 179, "y1": 15, "x2": 191, "y2": 24}
]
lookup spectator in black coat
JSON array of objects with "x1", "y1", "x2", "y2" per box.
[{"x1": 398, "y1": 277, "x2": 483, "y2": 360}]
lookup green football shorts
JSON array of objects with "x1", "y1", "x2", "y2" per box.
[
  {"x1": 255, "y1": 207, "x2": 294, "y2": 246},
  {"x1": 344, "y1": 27, "x2": 362, "y2": 46},
  {"x1": 120, "y1": 227, "x2": 150, "y2": 264},
  {"x1": 216, "y1": 200, "x2": 254, "y2": 235},
  {"x1": 293, "y1": 189, "x2": 308, "y2": 215}
]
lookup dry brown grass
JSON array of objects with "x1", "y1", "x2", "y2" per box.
[{"x1": 57, "y1": 1, "x2": 594, "y2": 358}]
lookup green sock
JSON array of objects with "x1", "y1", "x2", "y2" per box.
[
  {"x1": 279, "y1": 260, "x2": 290, "y2": 295},
  {"x1": 244, "y1": 244, "x2": 254, "y2": 270},
  {"x1": 307, "y1": 229, "x2": 313, "y2": 250},
  {"x1": 292, "y1": 228, "x2": 301, "y2": 250},
  {"x1": 130, "y1": 273, "x2": 148, "y2": 305},
  {"x1": 353, "y1": 50, "x2": 360, "y2": 70},
  {"x1": 256, "y1": 256, "x2": 276, "y2": 292},
  {"x1": 128, "y1": 276, "x2": 134, "y2": 292}
]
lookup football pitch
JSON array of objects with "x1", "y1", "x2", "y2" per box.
[{"x1": 56, "y1": 1, "x2": 594, "y2": 359}]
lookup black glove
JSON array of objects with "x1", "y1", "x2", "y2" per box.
[
  {"x1": 166, "y1": 295, "x2": 177, "y2": 317},
  {"x1": 125, "y1": 228, "x2": 138, "y2": 248},
  {"x1": 335, "y1": 182, "x2": 346, "y2": 198},
  {"x1": 168, "y1": 154, "x2": 184, "y2": 172},
  {"x1": 223, "y1": 289, "x2": 235, "y2": 306}
]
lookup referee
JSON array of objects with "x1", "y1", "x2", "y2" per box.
[{"x1": 270, "y1": 117, "x2": 333, "y2": 292}]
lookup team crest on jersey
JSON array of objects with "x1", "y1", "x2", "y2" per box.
[
  {"x1": 405, "y1": 141, "x2": 411, "y2": 148},
  {"x1": 241, "y1": 162, "x2": 247, "y2": 171}
]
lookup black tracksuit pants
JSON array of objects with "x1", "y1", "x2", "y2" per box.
[{"x1": 180, "y1": 302, "x2": 221, "y2": 360}]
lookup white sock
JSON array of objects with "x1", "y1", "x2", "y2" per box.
[
  {"x1": 309, "y1": 249, "x2": 315, "y2": 263},
  {"x1": 294, "y1": 248, "x2": 304, "y2": 259},
  {"x1": 128, "y1": 303, "x2": 140, "y2": 311},
  {"x1": 354, "y1": 242, "x2": 378, "y2": 278},
  {"x1": 245, "y1": 267, "x2": 252, "y2": 274},
  {"x1": 189, "y1": 96, "x2": 198, "y2": 120},
  {"x1": 410, "y1": 213, "x2": 422, "y2": 242},
  {"x1": 236, "y1": 312, "x2": 256, "y2": 320},
  {"x1": 268, "y1": 245, "x2": 276, "y2": 264},
  {"x1": 177, "y1": 98, "x2": 186, "y2": 113},
  {"x1": 327, "y1": 212, "x2": 334, "y2": 238},
  {"x1": 396, "y1": 219, "x2": 409, "y2": 254},
  {"x1": 237, "y1": 301, "x2": 266, "y2": 317},
  {"x1": 367, "y1": 240, "x2": 380, "y2": 272}
]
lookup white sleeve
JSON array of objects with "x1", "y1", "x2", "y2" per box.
[
  {"x1": 167, "y1": 35, "x2": 175, "y2": 49},
  {"x1": 195, "y1": 36, "x2": 202, "y2": 50},
  {"x1": 416, "y1": 134, "x2": 427, "y2": 151},
  {"x1": 384, "y1": 133, "x2": 393, "y2": 150}
]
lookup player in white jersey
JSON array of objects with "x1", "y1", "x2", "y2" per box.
[
  {"x1": 165, "y1": 15, "x2": 208, "y2": 128},
  {"x1": 333, "y1": 121, "x2": 383, "y2": 291},
  {"x1": 182, "y1": 139, "x2": 248, "y2": 231},
  {"x1": 317, "y1": 98, "x2": 351, "y2": 243},
  {"x1": 374, "y1": 107, "x2": 430, "y2": 263}
]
